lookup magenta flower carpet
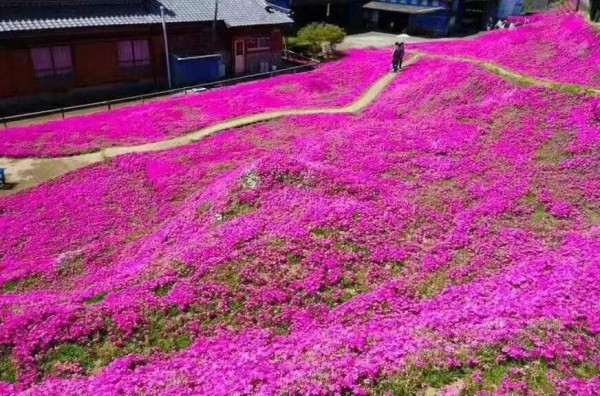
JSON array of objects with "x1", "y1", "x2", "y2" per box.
[
  {"x1": 415, "y1": 10, "x2": 600, "y2": 88},
  {"x1": 0, "y1": 9, "x2": 599, "y2": 396}
]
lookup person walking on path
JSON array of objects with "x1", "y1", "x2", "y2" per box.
[{"x1": 392, "y1": 42, "x2": 405, "y2": 73}]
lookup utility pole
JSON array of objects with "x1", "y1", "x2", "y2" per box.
[
  {"x1": 213, "y1": 0, "x2": 219, "y2": 52},
  {"x1": 160, "y1": 6, "x2": 172, "y2": 89}
]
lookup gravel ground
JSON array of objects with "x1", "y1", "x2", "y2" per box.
[{"x1": 339, "y1": 31, "x2": 488, "y2": 51}]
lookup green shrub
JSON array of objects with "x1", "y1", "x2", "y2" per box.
[
  {"x1": 0, "y1": 349, "x2": 17, "y2": 383},
  {"x1": 286, "y1": 37, "x2": 313, "y2": 55},
  {"x1": 42, "y1": 343, "x2": 94, "y2": 374},
  {"x1": 297, "y1": 23, "x2": 346, "y2": 54}
]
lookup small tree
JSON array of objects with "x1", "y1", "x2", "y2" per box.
[{"x1": 297, "y1": 23, "x2": 346, "y2": 56}]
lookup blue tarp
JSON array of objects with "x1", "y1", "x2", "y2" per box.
[{"x1": 169, "y1": 53, "x2": 222, "y2": 87}]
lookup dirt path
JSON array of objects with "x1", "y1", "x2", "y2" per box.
[
  {"x1": 1, "y1": 53, "x2": 598, "y2": 196},
  {"x1": 418, "y1": 52, "x2": 600, "y2": 96}
]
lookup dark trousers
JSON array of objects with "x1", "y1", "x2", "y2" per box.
[{"x1": 392, "y1": 59, "x2": 402, "y2": 72}]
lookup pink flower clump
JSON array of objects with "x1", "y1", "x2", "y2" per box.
[
  {"x1": 0, "y1": 14, "x2": 599, "y2": 395},
  {"x1": 416, "y1": 9, "x2": 600, "y2": 89}
]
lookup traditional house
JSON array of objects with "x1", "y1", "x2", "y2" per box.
[
  {"x1": 363, "y1": 0, "x2": 451, "y2": 35},
  {"x1": 367, "y1": 0, "x2": 509, "y2": 35},
  {"x1": 0, "y1": 0, "x2": 292, "y2": 113},
  {"x1": 289, "y1": 0, "x2": 502, "y2": 36}
]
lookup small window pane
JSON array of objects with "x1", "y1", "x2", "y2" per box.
[
  {"x1": 118, "y1": 41, "x2": 134, "y2": 63},
  {"x1": 51, "y1": 46, "x2": 73, "y2": 74},
  {"x1": 31, "y1": 47, "x2": 53, "y2": 76},
  {"x1": 119, "y1": 39, "x2": 150, "y2": 69},
  {"x1": 246, "y1": 38, "x2": 258, "y2": 50},
  {"x1": 133, "y1": 40, "x2": 150, "y2": 63},
  {"x1": 258, "y1": 37, "x2": 270, "y2": 48},
  {"x1": 31, "y1": 46, "x2": 73, "y2": 78}
]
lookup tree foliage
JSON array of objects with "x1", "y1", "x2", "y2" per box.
[{"x1": 297, "y1": 23, "x2": 346, "y2": 54}]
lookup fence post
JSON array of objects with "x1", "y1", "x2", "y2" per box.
[
  {"x1": 61, "y1": 109, "x2": 65, "y2": 119},
  {"x1": 108, "y1": 102, "x2": 112, "y2": 111}
]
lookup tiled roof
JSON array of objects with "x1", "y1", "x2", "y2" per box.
[
  {"x1": 154, "y1": 0, "x2": 292, "y2": 27},
  {"x1": 0, "y1": 3, "x2": 156, "y2": 32},
  {"x1": 0, "y1": 0, "x2": 292, "y2": 33},
  {"x1": 0, "y1": 0, "x2": 145, "y2": 5}
]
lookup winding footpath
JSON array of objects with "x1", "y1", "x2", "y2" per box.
[
  {"x1": 420, "y1": 53, "x2": 600, "y2": 96},
  {"x1": 1, "y1": 54, "x2": 598, "y2": 196}
]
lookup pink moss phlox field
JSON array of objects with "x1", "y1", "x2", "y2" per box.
[
  {"x1": 0, "y1": 51, "x2": 599, "y2": 395},
  {"x1": 0, "y1": 49, "x2": 389, "y2": 158},
  {"x1": 415, "y1": 9, "x2": 600, "y2": 89}
]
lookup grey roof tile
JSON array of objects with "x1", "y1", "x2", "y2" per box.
[
  {"x1": 0, "y1": 0, "x2": 292, "y2": 33},
  {"x1": 155, "y1": 0, "x2": 291, "y2": 27}
]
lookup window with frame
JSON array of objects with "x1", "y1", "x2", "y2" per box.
[
  {"x1": 246, "y1": 37, "x2": 271, "y2": 51},
  {"x1": 118, "y1": 39, "x2": 151, "y2": 70},
  {"x1": 30, "y1": 46, "x2": 73, "y2": 78}
]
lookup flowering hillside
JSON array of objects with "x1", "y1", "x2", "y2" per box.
[
  {"x1": 0, "y1": 10, "x2": 599, "y2": 396},
  {"x1": 0, "y1": 49, "x2": 389, "y2": 158},
  {"x1": 415, "y1": 10, "x2": 600, "y2": 88}
]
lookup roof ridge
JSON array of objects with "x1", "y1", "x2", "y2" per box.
[
  {"x1": 0, "y1": 0, "x2": 292, "y2": 33},
  {"x1": 0, "y1": 0, "x2": 144, "y2": 6}
]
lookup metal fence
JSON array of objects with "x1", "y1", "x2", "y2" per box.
[{"x1": 1, "y1": 51, "x2": 319, "y2": 128}]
